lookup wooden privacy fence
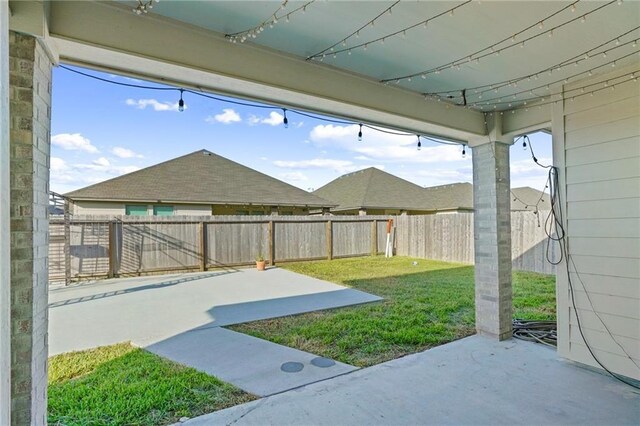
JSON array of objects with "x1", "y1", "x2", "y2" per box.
[
  {"x1": 394, "y1": 211, "x2": 557, "y2": 275},
  {"x1": 48, "y1": 215, "x2": 392, "y2": 283},
  {"x1": 48, "y1": 212, "x2": 556, "y2": 283}
]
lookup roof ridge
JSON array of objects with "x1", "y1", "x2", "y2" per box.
[{"x1": 65, "y1": 149, "x2": 208, "y2": 197}]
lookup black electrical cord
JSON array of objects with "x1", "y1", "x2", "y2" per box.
[
  {"x1": 524, "y1": 139, "x2": 640, "y2": 390},
  {"x1": 59, "y1": 65, "x2": 462, "y2": 147}
]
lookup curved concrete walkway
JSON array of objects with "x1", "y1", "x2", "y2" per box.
[{"x1": 49, "y1": 267, "x2": 381, "y2": 396}]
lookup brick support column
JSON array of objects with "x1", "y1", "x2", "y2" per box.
[
  {"x1": 9, "y1": 31, "x2": 52, "y2": 425},
  {"x1": 1, "y1": 3, "x2": 11, "y2": 425},
  {"x1": 471, "y1": 139, "x2": 513, "y2": 340}
]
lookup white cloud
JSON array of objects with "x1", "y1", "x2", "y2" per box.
[
  {"x1": 247, "y1": 112, "x2": 293, "y2": 127},
  {"x1": 93, "y1": 157, "x2": 110, "y2": 167},
  {"x1": 206, "y1": 108, "x2": 241, "y2": 124},
  {"x1": 279, "y1": 172, "x2": 308, "y2": 182},
  {"x1": 309, "y1": 124, "x2": 466, "y2": 164},
  {"x1": 274, "y1": 158, "x2": 353, "y2": 172},
  {"x1": 261, "y1": 111, "x2": 284, "y2": 126},
  {"x1": 510, "y1": 157, "x2": 552, "y2": 189},
  {"x1": 125, "y1": 98, "x2": 183, "y2": 112},
  {"x1": 50, "y1": 157, "x2": 141, "y2": 193},
  {"x1": 112, "y1": 147, "x2": 144, "y2": 159},
  {"x1": 51, "y1": 133, "x2": 99, "y2": 153},
  {"x1": 273, "y1": 158, "x2": 384, "y2": 174}
]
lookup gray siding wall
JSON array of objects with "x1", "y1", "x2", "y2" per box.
[{"x1": 554, "y1": 64, "x2": 640, "y2": 380}]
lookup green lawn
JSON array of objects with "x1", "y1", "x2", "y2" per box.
[
  {"x1": 230, "y1": 256, "x2": 556, "y2": 367},
  {"x1": 48, "y1": 343, "x2": 255, "y2": 426}
]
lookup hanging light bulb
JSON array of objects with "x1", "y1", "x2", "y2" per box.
[
  {"x1": 178, "y1": 89, "x2": 185, "y2": 112},
  {"x1": 571, "y1": 3, "x2": 576, "y2": 12},
  {"x1": 522, "y1": 136, "x2": 527, "y2": 150},
  {"x1": 462, "y1": 144, "x2": 466, "y2": 158},
  {"x1": 358, "y1": 124, "x2": 363, "y2": 141},
  {"x1": 282, "y1": 108, "x2": 289, "y2": 128},
  {"x1": 417, "y1": 135, "x2": 422, "y2": 150}
]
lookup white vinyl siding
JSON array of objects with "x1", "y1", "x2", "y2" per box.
[{"x1": 554, "y1": 65, "x2": 640, "y2": 381}]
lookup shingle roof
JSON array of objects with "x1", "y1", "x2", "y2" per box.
[
  {"x1": 65, "y1": 150, "x2": 335, "y2": 208},
  {"x1": 421, "y1": 182, "x2": 474, "y2": 211},
  {"x1": 313, "y1": 167, "x2": 437, "y2": 211},
  {"x1": 313, "y1": 167, "x2": 550, "y2": 213}
]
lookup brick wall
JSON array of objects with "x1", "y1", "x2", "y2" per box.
[
  {"x1": 472, "y1": 141, "x2": 513, "y2": 340},
  {"x1": 9, "y1": 31, "x2": 52, "y2": 425}
]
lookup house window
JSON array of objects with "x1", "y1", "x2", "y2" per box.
[
  {"x1": 125, "y1": 205, "x2": 148, "y2": 216},
  {"x1": 153, "y1": 205, "x2": 174, "y2": 216}
]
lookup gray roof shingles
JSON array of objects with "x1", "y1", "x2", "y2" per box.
[
  {"x1": 65, "y1": 150, "x2": 335, "y2": 208},
  {"x1": 313, "y1": 168, "x2": 439, "y2": 211},
  {"x1": 313, "y1": 167, "x2": 550, "y2": 212}
]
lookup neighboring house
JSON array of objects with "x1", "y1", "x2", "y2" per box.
[
  {"x1": 313, "y1": 167, "x2": 550, "y2": 215},
  {"x1": 312, "y1": 167, "x2": 441, "y2": 215},
  {"x1": 421, "y1": 183, "x2": 551, "y2": 212},
  {"x1": 65, "y1": 149, "x2": 335, "y2": 216}
]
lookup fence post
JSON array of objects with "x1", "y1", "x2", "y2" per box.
[
  {"x1": 268, "y1": 220, "x2": 275, "y2": 266},
  {"x1": 326, "y1": 220, "x2": 333, "y2": 260},
  {"x1": 108, "y1": 221, "x2": 116, "y2": 278},
  {"x1": 371, "y1": 220, "x2": 377, "y2": 256},
  {"x1": 199, "y1": 222, "x2": 207, "y2": 271}
]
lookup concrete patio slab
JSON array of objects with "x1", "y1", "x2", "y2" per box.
[
  {"x1": 49, "y1": 267, "x2": 381, "y2": 355},
  {"x1": 146, "y1": 327, "x2": 357, "y2": 397},
  {"x1": 182, "y1": 335, "x2": 640, "y2": 426}
]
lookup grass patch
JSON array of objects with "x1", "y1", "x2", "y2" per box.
[
  {"x1": 230, "y1": 256, "x2": 555, "y2": 367},
  {"x1": 48, "y1": 343, "x2": 255, "y2": 426}
]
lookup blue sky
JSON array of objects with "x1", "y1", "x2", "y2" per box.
[{"x1": 50, "y1": 65, "x2": 553, "y2": 195}]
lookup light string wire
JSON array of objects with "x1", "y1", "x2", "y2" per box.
[
  {"x1": 308, "y1": 0, "x2": 472, "y2": 60},
  {"x1": 426, "y1": 27, "x2": 640, "y2": 99},
  {"x1": 58, "y1": 65, "x2": 460, "y2": 148},
  {"x1": 226, "y1": 0, "x2": 316, "y2": 43},
  {"x1": 307, "y1": 1, "x2": 401, "y2": 60},
  {"x1": 471, "y1": 52, "x2": 640, "y2": 109},
  {"x1": 381, "y1": 0, "x2": 620, "y2": 83},
  {"x1": 482, "y1": 124, "x2": 640, "y2": 389},
  {"x1": 490, "y1": 69, "x2": 640, "y2": 113},
  {"x1": 536, "y1": 147, "x2": 640, "y2": 386}
]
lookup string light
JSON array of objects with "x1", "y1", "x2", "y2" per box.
[
  {"x1": 282, "y1": 108, "x2": 289, "y2": 128},
  {"x1": 57, "y1": 65, "x2": 461, "y2": 154},
  {"x1": 308, "y1": 1, "x2": 400, "y2": 59},
  {"x1": 381, "y1": 0, "x2": 615, "y2": 83},
  {"x1": 132, "y1": 0, "x2": 158, "y2": 14},
  {"x1": 226, "y1": 0, "x2": 315, "y2": 43},
  {"x1": 503, "y1": 69, "x2": 639, "y2": 112},
  {"x1": 462, "y1": 144, "x2": 466, "y2": 158},
  {"x1": 417, "y1": 135, "x2": 422, "y2": 150},
  {"x1": 178, "y1": 89, "x2": 185, "y2": 112},
  {"x1": 433, "y1": 46, "x2": 640, "y2": 106},
  {"x1": 308, "y1": 1, "x2": 473, "y2": 60}
]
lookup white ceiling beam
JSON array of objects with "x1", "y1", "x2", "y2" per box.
[
  {"x1": 502, "y1": 105, "x2": 552, "y2": 138},
  {"x1": 48, "y1": 1, "x2": 485, "y2": 142}
]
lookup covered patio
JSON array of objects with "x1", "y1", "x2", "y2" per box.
[{"x1": 2, "y1": 1, "x2": 639, "y2": 424}]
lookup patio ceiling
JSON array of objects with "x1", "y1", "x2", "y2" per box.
[
  {"x1": 12, "y1": 0, "x2": 640, "y2": 140},
  {"x1": 148, "y1": 0, "x2": 638, "y2": 103}
]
